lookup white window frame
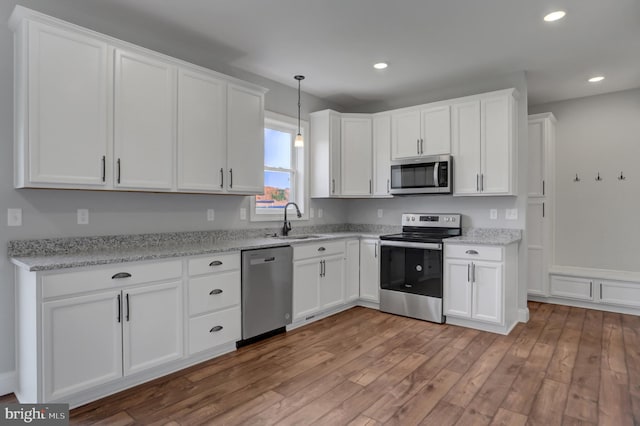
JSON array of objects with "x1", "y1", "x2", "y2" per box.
[{"x1": 250, "y1": 111, "x2": 309, "y2": 222}]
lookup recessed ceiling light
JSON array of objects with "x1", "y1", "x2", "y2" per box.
[
  {"x1": 588, "y1": 76, "x2": 605, "y2": 83},
  {"x1": 544, "y1": 10, "x2": 566, "y2": 22},
  {"x1": 373, "y1": 62, "x2": 388, "y2": 70}
]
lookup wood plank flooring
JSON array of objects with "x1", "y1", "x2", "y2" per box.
[{"x1": 1, "y1": 301, "x2": 639, "y2": 425}]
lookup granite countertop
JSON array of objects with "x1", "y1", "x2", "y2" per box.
[
  {"x1": 445, "y1": 228, "x2": 522, "y2": 245},
  {"x1": 8, "y1": 225, "x2": 398, "y2": 272}
]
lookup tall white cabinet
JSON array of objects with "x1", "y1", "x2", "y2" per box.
[
  {"x1": 310, "y1": 110, "x2": 342, "y2": 197},
  {"x1": 527, "y1": 113, "x2": 556, "y2": 297}
]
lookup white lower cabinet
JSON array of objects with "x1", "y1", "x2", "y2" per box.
[
  {"x1": 444, "y1": 242, "x2": 517, "y2": 334},
  {"x1": 359, "y1": 238, "x2": 380, "y2": 303},
  {"x1": 550, "y1": 276, "x2": 593, "y2": 301},
  {"x1": 547, "y1": 274, "x2": 640, "y2": 312}
]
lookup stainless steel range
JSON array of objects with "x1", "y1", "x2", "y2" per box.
[{"x1": 379, "y1": 213, "x2": 461, "y2": 323}]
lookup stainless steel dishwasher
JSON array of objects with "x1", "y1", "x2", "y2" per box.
[{"x1": 240, "y1": 246, "x2": 293, "y2": 345}]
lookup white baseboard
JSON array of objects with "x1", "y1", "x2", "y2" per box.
[
  {"x1": 0, "y1": 371, "x2": 17, "y2": 397},
  {"x1": 518, "y1": 307, "x2": 530, "y2": 322}
]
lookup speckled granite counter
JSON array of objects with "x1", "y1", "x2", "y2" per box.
[
  {"x1": 8, "y1": 224, "x2": 400, "y2": 272},
  {"x1": 445, "y1": 228, "x2": 522, "y2": 245}
]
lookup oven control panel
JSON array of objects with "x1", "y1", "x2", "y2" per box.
[{"x1": 401, "y1": 213, "x2": 461, "y2": 228}]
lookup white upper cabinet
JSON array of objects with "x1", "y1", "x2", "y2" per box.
[
  {"x1": 391, "y1": 105, "x2": 450, "y2": 160},
  {"x1": 114, "y1": 49, "x2": 176, "y2": 190},
  {"x1": 177, "y1": 68, "x2": 227, "y2": 192},
  {"x1": 341, "y1": 115, "x2": 373, "y2": 196},
  {"x1": 372, "y1": 114, "x2": 391, "y2": 196},
  {"x1": 451, "y1": 89, "x2": 517, "y2": 196},
  {"x1": 226, "y1": 84, "x2": 265, "y2": 194},
  {"x1": 15, "y1": 20, "x2": 110, "y2": 188},
  {"x1": 310, "y1": 110, "x2": 342, "y2": 197},
  {"x1": 527, "y1": 113, "x2": 555, "y2": 198}
]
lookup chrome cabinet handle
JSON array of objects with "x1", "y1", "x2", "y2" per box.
[
  {"x1": 417, "y1": 139, "x2": 420, "y2": 155},
  {"x1": 542, "y1": 180, "x2": 545, "y2": 196},
  {"x1": 209, "y1": 325, "x2": 223, "y2": 333},
  {"x1": 420, "y1": 139, "x2": 424, "y2": 155},
  {"x1": 317, "y1": 247, "x2": 326, "y2": 252},
  {"x1": 117, "y1": 158, "x2": 121, "y2": 184},
  {"x1": 220, "y1": 168, "x2": 224, "y2": 188},
  {"x1": 209, "y1": 289, "x2": 223, "y2": 295},
  {"x1": 101, "y1": 155, "x2": 106, "y2": 182},
  {"x1": 369, "y1": 179, "x2": 372, "y2": 194},
  {"x1": 600, "y1": 283, "x2": 603, "y2": 299},
  {"x1": 332, "y1": 179, "x2": 335, "y2": 193},
  {"x1": 374, "y1": 243, "x2": 377, "y2": 258},
  {"x1": 467, "y1": 263, "x2": 470, "y2": 282},
  {"x1": 112, "y1": 272, "x2": 132, "y2": 279},
  {"x1": 387, "y1": 179, "x2": 390, "y2": 193},
  {"x1": 481, "y1": 174, "x2": 484, "y2": 191},
  {"x1": 543, "y1": 202, "x2": 545, "y2": 218},
  {"x1": 117, "y1": 294, "x2": 121, "y2": 323},
  {"x1": 465, "y1": 250, "x2": 479, "y2": 255},
  {"x1": 209, "y1": 260, "x2": 223, "y2": 267},
  {"x1": 319, "y1": 260, "x2": 323, "y2": 277},
  {"x1": 125, "y1": 293, "x2": 130, "y2": 322},
  {"x1": 476, "y1": 174, "x2": 479, "y2": 192},
  {"x1": 590, "y1": 281, "x2": 593, "y2": 298},
  {"x1": 229, "y1": 169, "x2": 233, "y2": 188},
  {"x1": 472, "y1": 263, "x2": 476, "y2": 283}
]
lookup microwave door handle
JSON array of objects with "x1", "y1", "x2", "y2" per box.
[{"x1": 433, "y1": 162, "x2": 439, "y2": 187}]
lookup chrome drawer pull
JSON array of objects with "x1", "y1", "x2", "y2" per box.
[
  {"x1": 209, "y1": 325, "x2": 223, "y2": 333},
  {"x1": 112, "y1": 272, "x2": 132, "y2": 279},
  {"x1": 465, "y1": 250, "x2": 479, "y2": 255},
  {"x1": 317, "y1": 247, "x2": 326, "y2": 252},
  {"x1": 209, "y1": 260, "x2": 223, "y2": 267},
  {"x1": 209, "y1": 289, "x2": 223, "y2": 295}
]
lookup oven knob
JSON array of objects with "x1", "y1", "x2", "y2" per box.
[
  {"x1": 416, "y1": 265, "x2": 423, "y2": 272},
  {"x1": 411, "y1": 217, "x2": 415, "y2": 221},
  {"x1": 451, "y1": 217, "x2": 456, "y2": 222},
  {"x1": 444, "y1": 217, "x2": 450, "y2": 222}
]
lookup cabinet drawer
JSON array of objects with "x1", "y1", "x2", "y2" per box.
[
  {"x1": 445, "y1": 244, "x2": 503, "y2": 262},
  {"x1": 294, "y1": 240, "x2": 345, "y2": 260},
  {"x1": 188, "y1": 271, "x2": 240, "y2": 316},
  {"x1": 599, "y1": 280, "x2": 640, "y2": 308},
  {"x1": 188, "y1": 252, "x2": 240, "y2": 276},
  {"x1": 189, "y1": 307, "x2": 240, "y2": 355},
  {"x1": 550, "y1": 275, "x2": 593, "y2": 301},
  {"x1": 42, "y1": 260, "x2": 182, "y2": 299}
]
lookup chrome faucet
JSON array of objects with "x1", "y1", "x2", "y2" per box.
[{"x1": 282, "y1": 202, "x2": 302, "y2": 236}]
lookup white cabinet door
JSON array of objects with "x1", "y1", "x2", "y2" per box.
[
  {"x1": 599, "y1": 280, "x2": 640, "y2": 308},
  {"x1": 444, "y1": 259, "x2": 472, "y2": 318},
  {"x1": 421, "y1": 105, "x2": 451, "y2": 156},
  {"x1": 372, "y1": 114, "x2": 391, "y2": 196},
  {"x1": 391, "y1": 109, "x2": 421, "y2": 159},
  {"x1": 177, "y1": 68, "x2": 227, "y2": 192},
  {"x1": 471, "y1": 261, "x2": 503, "y2": 324},
  {"x1": 43, "y1": 290, "x2": 122, "y2": 401},
  {"x1": 527, "y1": 199, "x2": 547, "y2": 296},
  {"x1": 123, "y1": 281, "x2": 183, "y2": 376},
  {"x1": 25, "y1": 21, "x2": 109, "y2": 187},
  {"x1": 451, "y1": 100, "x2": 481, "y2": 195},
  {"x1": 550, "y1": 276, "x2": 593, "y2": 301},
  {"x1": 345, "y1": 239, "x2": 360, "y2": 302},
  {"x1": 114, "y1": 49, "x2": 176, "y2": 190},
  {"x1": 359, "y1": 239, "x2": 380, "y2": 303},
  {"x1": 341, "y1": 117, "x2": 372, "y2": 196},
  {"x1": 293, "y1": 259, "x2": 321, "y2": 321},
  {"x1": 527, "y1": 118, "x2": 545, "y2": 197},
  {"x1": 481, "y1": 94, "x2": 512, "y2": 194},
  {"x1": 320, "y1": 255, "x2": 345, "y2": 310},
  {"x1": 226, "y1": 83, "x2": 264, "y2": 194}
]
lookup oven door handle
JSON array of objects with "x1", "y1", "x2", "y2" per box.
[{"x1": 379, "y1": 240, "x2": 442, "y2": 250}]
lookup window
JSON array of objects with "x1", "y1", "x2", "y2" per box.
[{"x1": 251, "y1": 111, "x2": 308, "y2": 221}]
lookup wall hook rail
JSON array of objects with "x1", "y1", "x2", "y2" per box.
[
  {"x1": 618, "y1": 171, "x2": 626, "y2": 181},
  {"x1": 573, "y1": 173, "x2": 580, "y2": 182},
  {"x1": 595, "y1": 172, "x2": 602, "y2": 182}
]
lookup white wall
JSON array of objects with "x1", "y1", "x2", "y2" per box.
[
  {"x1": 530, "y1": 88, "x2": 640, "y2": 272},
  {"x1": 0, "y1": 0, "x2": 344, "y2": 380}
]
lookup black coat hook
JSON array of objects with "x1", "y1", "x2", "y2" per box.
[
  {"x1": 573, "y1": 173, "x2": 580, "y2": 182},
  {"x1": 618, "y1": 171, "x2": 626, "y2": 180},
  {"x1": 595, "y1": 172, "x2": 602, "y2": 181}
]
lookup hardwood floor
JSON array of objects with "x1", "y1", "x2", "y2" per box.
[{"x1": 2, "y1": 302, "x2": 638, "y2": 425}]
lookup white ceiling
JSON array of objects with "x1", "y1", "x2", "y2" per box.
[{"x1": 101, "y1": 0, "x2": 640, "y2": 109}]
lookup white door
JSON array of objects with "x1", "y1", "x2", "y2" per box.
[
  {"x1": 320, "y1": 255, "x2": 345, "y2": 310},
  {"x1": 481, "y1": 94, "x2": 512, "y2": 194},
  {"x1": 444, "y1": 259, "x2": 471, "y2": 318},
  {"x1": 42, "y1": 290, "x2": 122, "y2": 401},
  {"x1": 527, "y1": 200, "x2": 547, "y2": 296},
  {"x1": 372, "y1": 114, "x2": 391, "y2": 196},
  {"x1": 27, "y1": 22, "x2": 109, "y2": 186},
  {"x1": 471, "y1": 261, "x2": 503, "y2": 324},
  {"x1": 391, "y1": 109, "x2": 421, "y2": 159},
  {"x1": 123, "y1": 281, "x2": 183, "y2": 376},
  {"x1": 451, "y1": 100, "x2": 481, "y2": 195},
  {"x1": 345, "y1": 240, "x2": 360, "y2": 302},
  {"x1": 226, "y1": 84, "x2": 264, "y2": 194},
  {"x1": 293, "y1": 259, "x2": 321, "y2": 321},
  {"x1": 359, "y1": 239, "x2": 380, "y2": 303},
  {"x1": 177, "y1": 68, "x2": 227, "y2": 192},
  {"x1": 114, "y1": 49, "x2": 176, "y2": 190},
  {"x1": 341, "y1": 117, "x2": 373, "y2": 196},
  {"x1": 421, "y1": 105, "x2": 451, "y2": 156}
]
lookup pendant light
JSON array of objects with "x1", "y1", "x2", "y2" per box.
[{"x1": 294, "y1": 75, "x2": 305, "y2": 148}]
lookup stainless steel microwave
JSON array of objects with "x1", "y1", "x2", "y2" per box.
[{"x1": 390, "y1": 154, "x2": 452, "y2": 195}]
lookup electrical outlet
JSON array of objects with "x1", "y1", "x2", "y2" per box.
[
  {"x1": 490, "y1": 209, "x2": 498, "y2": 220},
  {"x1": 318, "y1": 208, "x2": 324, "y2": 219},
  {"x1": 207, "y1": 209, "x2": 215, "y2": 222},
  {"x1": 240, "y1": 208, "x2": 247, "y2": 220},
  {"x1": 77, "y1": 209, "x2": 89, "y2": 225},
  {"x1": 377, "y1": 209, "x2": 384, "y2": 218},
  {"x1": 7, "y1": 208, "x2": 22, "y2": 227},
  {"x1": 310, "y1": 208, "x2": 315, "y2": 219},
  {"x1": 505, "y1": 208, "x2": 518, "y2": 220}
]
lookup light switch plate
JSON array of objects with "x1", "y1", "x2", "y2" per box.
[
  {"x1": 207, "y1": 209, "x2": 215, "y2": 222},
  {"x1": 240, "y1": 208, "x2": 247, "y2": 220},
  {"x1": 505, "y1": 208, "x2": 518, "y2": 220},
  {"x1": 377, "y1": 209, "x2": 384, "y2": 218},
  {"x1": 490, "y1": 209, "x2": 498, "y2": 220},
  {"x1": 77, "y1": 209, "x2": 89, "y2": 225},
  {"x1": 318, "y1": 208, "x2": 324, "y2": 218},
  {"x1": 7, "y1": 208, "x2": 22, "y2": 227}
]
